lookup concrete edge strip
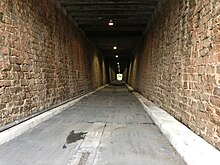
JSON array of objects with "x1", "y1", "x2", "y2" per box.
[
  {"x1": 126, "y1": 85, "x2": 220, "y2": 165},
  {"x1": 0, "y1": 84, "x2": 108, "y2": 146}
]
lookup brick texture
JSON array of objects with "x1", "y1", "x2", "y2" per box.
[
  {"x1": 129, "y1": 0, "x2": 220, "y2": 150},
  {"x1": 0, "y1": 0, "x2": 106, "y2": 126}
]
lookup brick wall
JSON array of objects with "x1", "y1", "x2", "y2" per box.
[
  {"x1": 129, "y1": 0, "x2": 220, "y2": 149},
  {"x1": 109, "y1": 63, "x2": 116, "y2": 82},
  {"x1": 0, "y1": 0, "x2": 106, "y2": 126}
]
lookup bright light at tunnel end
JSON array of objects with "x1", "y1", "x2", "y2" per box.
[
  {"x1": 108, "y1": 19, "x2": 114, "y2": 26},
  {"x1": 117, "y1": 74, "x2": 123, "y2": 81}
]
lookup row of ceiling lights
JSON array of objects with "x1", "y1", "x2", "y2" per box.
[
  {"x1": 109, "y1": 20, "x2": 118, "y2": 55},
  {"x1": 113, "y1": 45, "x2": 118, "y2": 58},
  {"x1": 115, "y1": 46, "x2": 120, "y2": 73},
  {"x1": 109, "y1": 19, "x2": 120, "y2": 73}
]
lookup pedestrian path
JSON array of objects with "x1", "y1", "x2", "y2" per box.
[{"x1": 0, "y1": 85, "x2": 185, "y2": 165}]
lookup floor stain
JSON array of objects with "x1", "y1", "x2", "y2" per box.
[
  {"x1": 62, "y1": 144, "x2": 67, "y2": 149},
  {"x1": 67, "y1": 130, "x2": 87, "y2": 143},
  {"x1": 63, "y1": 130, "x2": 87, "y2": 149}
]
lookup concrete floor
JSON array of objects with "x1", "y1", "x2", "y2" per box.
[{"x1": 0, "y1": 85, "x2": 185, "y2": 165}]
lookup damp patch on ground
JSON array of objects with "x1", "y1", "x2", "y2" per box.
[{"x1": 63, "y1": 130, "x2": 87, "y2": 149}]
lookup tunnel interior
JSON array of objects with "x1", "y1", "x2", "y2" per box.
[
  {"x1": 0, "y1": 0, "x2": 220, "y2": 151},
  {"x1": 59, "y1": 0, "x2": 159, "y2": 82}
]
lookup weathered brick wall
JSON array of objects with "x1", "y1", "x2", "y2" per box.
[
  {"x1": 91, "y1": 51, "x2": 107, "y2": 88},
  {"x1": 129, "y1": 0, "x2": 220, "y2": 149},
  {"x1": 0, "y1": 0, "x2": 106, "y2": 126},
  {"x1": 109, "y1": 64, "x2": 116, "y2": 82},
  {"x1": 122, "y1": 67, "x2": 128, "y2": 82},
  {"x1": 128, "y1": 53, "x2": 138, "y2": 87}
]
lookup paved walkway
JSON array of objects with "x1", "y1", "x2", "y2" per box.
[{"x1": 0, "y1": 85, "x2": 185, "y2": 165}]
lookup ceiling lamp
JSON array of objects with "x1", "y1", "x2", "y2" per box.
[
  {"x1": 113, "y1": 46, "x2": 117, "y2": 50},
  {"x1": 115, "y1": 55, "x2": 119, "y2": 58},
  {"x1": 108, "y1": 19, "x2": 114, "y2": 26}
]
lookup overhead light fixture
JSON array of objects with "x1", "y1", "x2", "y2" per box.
[
  {"x1": 113, "y1": 46, "x2": 117, "y2": 50},
  {"x1": 117, "y1": 62, "x2": 119, "y2": 65},
  {"x1": 108, "y1": 19, "x2": 114, "y2": 26},
  {"x1": 115, "y1": 55, "x2": 118, "y2": 58}
]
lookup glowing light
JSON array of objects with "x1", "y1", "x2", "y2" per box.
[
  {"x1": 108, "y1": 19, "x2": 114, "y2": 26},
  {"x1": 113, "y1": 46, "x2": 117, "y2": 50},
  {"x1": 115, "y1": 55, "x2": 119, "y2": 58}
]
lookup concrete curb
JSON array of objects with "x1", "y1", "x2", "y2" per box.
[
  {"x1": 0, "y1": 84, "x2": 108, "y2": 146},
  {"x1": 127, "y1": 86, "x2": 220, "y2": 165}
]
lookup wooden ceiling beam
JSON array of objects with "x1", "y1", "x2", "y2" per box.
[
  {"x1": 65, "y1": 5, "x2": 156, "y2": 11},
  {"x1": 81, "y1": 26, "x2": 145, "y2": 32},
  {"x1": 77, "y1": 22, "x2": 148, "y2": 27},
  {"x1": 75, "y1": 18, "x2": 149, "y2": 22},
  {"x1": 85, "y1": 31, "x2": 143, "y2": 37},
  {"x1": 60, "y1": 0, "x2": 158, "y2": 6},
  {"x1": 70, "y1": 12, "x2": 152, "y2": 17}
]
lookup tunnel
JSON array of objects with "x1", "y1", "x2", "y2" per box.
[{"x1": 0, "y1": 0, "x2": 220, "y2": 164}]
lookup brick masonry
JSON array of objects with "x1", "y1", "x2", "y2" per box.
[
  {"x1": 0, "y1": 0, "x2": 106, "y2": 126},
  {"x1": 129, "y1": 0, "x2": 220, "y2": 150}
]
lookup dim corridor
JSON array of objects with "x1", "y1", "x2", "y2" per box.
[{"x1": 0, "y1": 84, "x2": 185, "y2": 165}]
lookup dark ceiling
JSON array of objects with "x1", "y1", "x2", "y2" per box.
[{"x1": 59, "y1": 0, "x2": 159, "y2": 70}]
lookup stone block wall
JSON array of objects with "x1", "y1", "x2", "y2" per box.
[
  {"x1": 0, "y1": 0, "x2": 106, "y2": 127},
  {"x1": 129, "y1": 0, "x2": 220, "y2": 149}
]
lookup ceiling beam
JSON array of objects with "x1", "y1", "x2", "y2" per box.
[
  {"x1": 65, "y1": 5, "x2": 156, "y2": 11},
  {"x1": 74, "y1": 17, "x2": 149, "y2": 20},
  {"x1": 85, "y1": 31, "x2": 143, "y2": 37},
  {"x1": 99, "y1": 49, "x2": 134, "y2": 55},
  {"x1": 70, "y1": 12, "x2": 152, "y2": 17},
  {"x1": 60, "y1": 0, "x2": 159, "y2": 6},
  {"x1": 76, "y1": 22, "x2": 149, "y2": 27},
  {"x1": 73, "y1": 15, "x2": 150, "y2": 21},
  {"x1": 80, "y1": 26, "x2": 145, "y2": 32},
  {"x1": 77, "y1": 22, "x2": 148, "y2": 27}
]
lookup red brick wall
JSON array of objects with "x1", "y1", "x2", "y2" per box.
[
  {"x1": 129, "y1": 0, "x2": 220, "y2": 149},
  {"x1": 0, "y1": 0, "x2": 106, "y2": 126}
]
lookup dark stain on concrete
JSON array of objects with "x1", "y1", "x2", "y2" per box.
[
  {"x1": 67, "y1": 130, "x2": 87, "y2": 144},
  {"x1": 63, "y1": 130, "x2": 87, "y2": 149},
  {"x1": 62, "y1": 144, "x2": 67, "y2": 149}
]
